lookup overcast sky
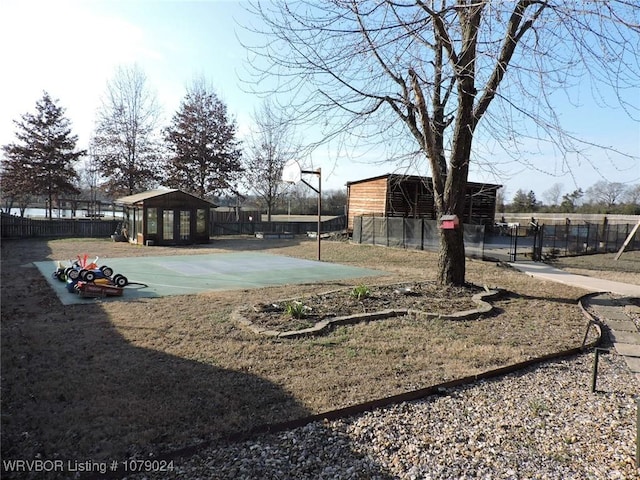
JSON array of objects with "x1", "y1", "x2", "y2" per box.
[{"x1": 1, "y1": 0, "x2": 638, "y2": 200}]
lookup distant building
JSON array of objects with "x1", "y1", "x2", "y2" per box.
[
  {"x1": 116, "y1": 189, "x2": 216, "y2": 246},
  {"x1": 346, "y1": 174, "x2": 502, "y2": 232}
]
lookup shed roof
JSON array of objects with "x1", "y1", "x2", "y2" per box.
[
  {"x1": 116, "y1": 189, "x2": 217, "y2": 206},
  {"x1": 346, "y1": 173, "x2": 502, "y2": 190}
]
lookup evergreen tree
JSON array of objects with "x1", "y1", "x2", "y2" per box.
[
  {"x1": 511, "y1": 189, "x2": 538, "y2": 212},
  {"x1": 560, "y1": 189, "x2": 584, "y2": 213},
  {"x1": 164, "y1": 79, "x2": 242, "y2": 199},
  {"x1": 2, "y1": 92, "x2": 84, "y2": 218}
]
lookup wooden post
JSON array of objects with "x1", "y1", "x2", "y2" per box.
[{"x1": 614, "y1": 219, "x2": 640, "y2": 260}]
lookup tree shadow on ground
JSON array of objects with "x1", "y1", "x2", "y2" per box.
[
  {"x1": 499, "y1": 291, "x2": 581, "y2": 306},
  {"x1": 1, "y1": 239, "x2": 394, "y2": 480}
]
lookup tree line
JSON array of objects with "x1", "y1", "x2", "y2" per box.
[
  {"x1": 1, "y1": 66, "x2": 311, "y2": 221},
  {"x1": 500, "y1": 182, "x2": 640, "y2": 215}
]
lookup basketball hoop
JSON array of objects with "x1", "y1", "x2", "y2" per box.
[
  {"x1": 282, "y1": 160, "x2": 302, "y2": 184},
  {"x1": 281, "y1": 160, "x2": 322, "y2": 261}
]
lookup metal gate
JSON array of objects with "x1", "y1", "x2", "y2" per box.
[
  {"x1": 482, "y1": 222, "x2": 541, "y2": 263},
  {"x1": 508, "y1": 223, "x2": 542, "y2": 262}
]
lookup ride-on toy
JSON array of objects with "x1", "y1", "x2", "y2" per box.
[{"x1": 53, "y1": 254, "x2": 129, "y2": 298}]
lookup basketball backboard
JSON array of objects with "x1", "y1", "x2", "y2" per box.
[{"x1": 282, "y1": 159, "x2": 302, "y2": 184}]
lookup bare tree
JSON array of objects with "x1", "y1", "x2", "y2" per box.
[
  {"x1": 242, "y1": 100, "x2": 302, "y2": 221},
  {"x1": 76, "y1": 146, "x2": 104, "y2": 215},
  {"x1": 283, "y1": 182, "x2": 316, "y2": 215},
  {"x1": 623, "y1": 184, "x2": 640, "y2": 205},
  {"x1": 542, "y1": 182, "x2": 563, "y2": 207},
  {"x1": 244, "y1": 1, "x2": 640, "y2": 285},
  {"x1": 92, "y1": 64, "x2": 163, "y2": 196},
  {"x1": 585, "y1": 180, "x2": 627, "y2": 208}
]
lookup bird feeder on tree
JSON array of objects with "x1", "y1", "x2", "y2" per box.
[{"x1": 439, "y1": 214, "x2": 460, "y2": 230}]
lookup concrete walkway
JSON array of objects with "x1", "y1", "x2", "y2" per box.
[
  {"x1": 509, "y1": 261, "x2": 640, "y2": 297},
  {"x1": 510, "y1": 261, "x2": 640, "y2": 381}
]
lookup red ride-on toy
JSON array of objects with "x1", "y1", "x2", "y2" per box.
[{"x1": 54, "y1": 254, "x2": 129, "y2": 297}]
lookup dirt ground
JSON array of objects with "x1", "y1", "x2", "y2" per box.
[{"x1": 1, "y1": 236, "x2": 637, "y2": 470}]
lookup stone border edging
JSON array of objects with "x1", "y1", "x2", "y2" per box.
[
  {"x1": 232, "y1": 286, "x2": 504, "y2": 338},
  {"x1": 86, "y1": 293, "x2": 601, "y2": 480}
]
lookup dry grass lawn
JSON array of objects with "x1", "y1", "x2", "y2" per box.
[{"x1": 2, "y1": 236, "x2": 635, "y2": 465}]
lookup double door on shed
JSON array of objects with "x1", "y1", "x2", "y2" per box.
[{"x1": 161, "y1": 209, "x2": 192, "y2": 244}]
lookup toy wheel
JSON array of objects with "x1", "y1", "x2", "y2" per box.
[
  {"x1": 68, "y1": 269, "x2": 80, "y2": 280},
  {"x1": 113, "y1": 275, "x2": 128, "y2": 287},
  {"x1": 84, "y1": 271, "x2": 96, "y2": 282},
  {"x1": 100, "y1": 266, "x2": 114, "y2": 277}
]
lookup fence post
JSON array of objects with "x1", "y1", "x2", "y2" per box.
[
  {"x1": 372, "y1": 217, "x2": 376, "y2": 244},
  {"x1": 386, "y1": 218, "x2": 389, "y2": 247},
  {"x1": 405, "y1": 218, "x2": 408, "y2": 249}
]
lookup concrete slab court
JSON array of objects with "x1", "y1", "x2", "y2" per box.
[{"x1": 35, "y1": 252, "x2": 386, "y2": 306}]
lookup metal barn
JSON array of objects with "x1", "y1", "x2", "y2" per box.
[
  {"x1": 116, "y1": 189, "x2": 216, "y2": 246},
  {"x1": 346, "y1": 174, "x2": 501, "y2": 231}
]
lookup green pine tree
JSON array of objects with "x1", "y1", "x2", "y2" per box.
[{"x1": 2, "y1": 92, "x2": 84, "y2": 218}]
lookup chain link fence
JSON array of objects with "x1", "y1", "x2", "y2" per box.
[
  {"x1": 351, "y1": 216, "x2": 485, "y2": 258},
  {"x1": 352, "y1": 215, "x2": 639, "y2": 262}
]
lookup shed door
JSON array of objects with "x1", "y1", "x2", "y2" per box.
[
  {"x1": 178, "y1": 210, "x2": 191, "y2": 243},
  {"x1": 159, "y1": 209, "x2": 193, "y2": 244},
  {"x1": 162, "y1": 210, "x2": 174, "y2": 242}
]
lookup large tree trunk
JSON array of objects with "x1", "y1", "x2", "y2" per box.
[{"x1": 437, "y1": 227, "x2": 466, "y2": 286}]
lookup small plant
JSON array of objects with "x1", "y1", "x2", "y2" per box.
[
  {"x1": 350, "y1": 284, "x2": 371, "y2": 301},
  {"x1": 529, "y1": 398, "x2": 548, "y2": 416},
  {"x1": 284, "y1": 301, "x2": 307, "y2": 319}
]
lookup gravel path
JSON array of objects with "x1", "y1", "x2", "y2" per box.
[{"x1": 129, "y1": 350, "x2": 639, "y2": 480}]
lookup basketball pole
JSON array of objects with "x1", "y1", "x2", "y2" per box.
[{"x1": 301, "y1": 168, "x2": 322, "y2": 261}]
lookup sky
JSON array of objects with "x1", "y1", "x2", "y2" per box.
[{"x1": 1, "y1": 0, "x2": 639, "y2": 202}]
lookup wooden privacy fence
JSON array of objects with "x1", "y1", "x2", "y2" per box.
[
  {"x1": 212, "y1": 216, "x2": 347, "y2": 236},
  {"x1": 2, "y1": 214, "x2": 347, "y2": 239},
  {"x1": 1, "y1": 213, "x2": 120, "y2": 239}
]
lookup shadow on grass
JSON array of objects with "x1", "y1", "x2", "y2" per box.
[
  {"x1": 499, "y1": 290, "x2": 580, "y2": 306},
  {"x1": 1, "y1": 239, "x2": 393, "y2": 480}
]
